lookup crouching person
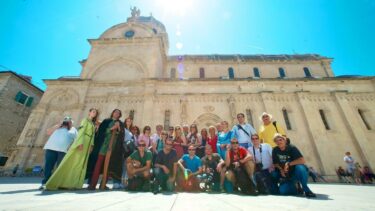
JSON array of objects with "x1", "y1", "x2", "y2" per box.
[
  {"x1": 200, "y1": 145, "x2": 226, "y2": 192},
  {"x1": 126, "y1": 140, "x2": 152, "y2": 191},
  {"x1": 176, "y1": 145, "x2": 202, "y2": 192},
  {"x1": 271, "y1": 134, "x2": 316, "y2": 198},
  {"x1": 153, "y1": 137, "x2": 178, "y2": 192},
  {"x1": 225, "y1": 138, "x2": 257, "y2": 195},
  {"x1": 248, "y1": 134, "x2": 276, "y2": 194}
]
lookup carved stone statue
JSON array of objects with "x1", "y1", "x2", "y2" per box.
[
  {"x1": 227, "y1": 96, "x2": 237, "y2": 124},
  {"x1": 130, "y1": 6, "x2": 141, "y2": 18}
]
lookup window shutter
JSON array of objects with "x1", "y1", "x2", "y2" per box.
[{"x1": 26, "y1": 97, "x2": 34, "y2": 107}]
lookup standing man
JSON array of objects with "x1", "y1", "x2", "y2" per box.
[
  {"x1": 40, "y1": 116, "x2": 77, "y2": 190},
  {"x1": 258, "y1": 112, "x2": 286, "y2": 148},
  {"x1": 232, "y1": 113, "x2": 256, "y2": 149},
  {"x1": 182, "y1": 125, "x2": 190, "y2": 137},
  {"x1": 344, "y1": 151, "x2": 355, "y2": 178},
  {"x1": 154, "y1": 137, "x2": 178, "y2": 192},
  {"x1": 151, "y1": 124, "x2": 163, "y2": 145}
]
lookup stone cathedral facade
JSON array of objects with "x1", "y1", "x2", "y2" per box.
[{"x1": 6, "y1": 11, "x2": 375, "y2": 178}]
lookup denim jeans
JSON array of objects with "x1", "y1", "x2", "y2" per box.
[
  {"x1": 271, "y1": 164, "x2": 312, "y2": 195},
  {"x1": 154, "y1": 167, "x2": 174, "y2": 191},
  {"x1": 41, "y1": 149, "x2": 66, "y2": 184}
]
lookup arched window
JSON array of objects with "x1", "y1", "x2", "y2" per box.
[
  {"x1": 304, "y1": 67, "x2": 312, "y2": 77},
  {"x1": 279, "y1": 68, "x2": 286, "y2": 78},
  {"x1": 170, "y1": 68, "x2": 176, "y2": 78},
  {"x1": 282, "y1": 108, "x2": 292, "y2": 130},
  {"x1": 253, "y1": 67, "x2": 260, "y2": 78},
  {"x1": 228, "y1": 67, "x2": 234, "y2": 79},
  {"x1": 199, "y1": 67, "x2": 205, "y2": 79}
]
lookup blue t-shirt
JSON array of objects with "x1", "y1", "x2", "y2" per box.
[{"x1": 181, "y1": 154, "x2": 202, "y2": 173}]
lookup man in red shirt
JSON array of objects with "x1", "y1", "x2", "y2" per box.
[{"x1": 225, "y1": 137, "x2": 257, "y2": 195}]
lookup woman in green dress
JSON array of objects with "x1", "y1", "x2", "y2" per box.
[{"x1": 46, "y1": 108, "x2": 99, "y2": 190}]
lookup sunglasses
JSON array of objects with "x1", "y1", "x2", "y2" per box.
[
  {"x1": 231, "y1": 142, "x2": 239, "y2": 145},
  {"x1": 138, "y1": 144, "x2": 146, "y2": 147},
  {"x1": 188, "y1": 149, "x2": 196, "y2": 151},
  {"x1": 165, "y1": 143, "x2": 173, "y2": 146},
  {"x1": 251, "y1": 137, "x2": 259, "y2": 140}
]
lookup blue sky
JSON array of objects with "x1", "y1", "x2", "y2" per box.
[{"x1": 0, "y1": 0, "x2": 374, "y2": 90}]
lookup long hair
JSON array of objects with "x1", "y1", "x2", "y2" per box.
[
  {"x1": 89, "y1": 108, "x2": 99, "y2": 123},
  {"x1": 124, "y1": 116, "x2": 133, "y2": 130},
  {"x1": 110, "y1": 109, "x2": 122, "y2": 120}
]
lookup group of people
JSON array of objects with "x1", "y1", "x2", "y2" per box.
[
  {"x1": 337, "y1": 152, "x2": 375, "y2": 184},
  {"x1": 39, "y1": 108, "x2": 317, "y2": 198}
]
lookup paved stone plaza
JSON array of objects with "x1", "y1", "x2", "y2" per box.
[{"x1": 0, "y1": 177, "x2": 374, "y2": 210}]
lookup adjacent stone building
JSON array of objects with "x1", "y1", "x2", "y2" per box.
[
  {"x1": 0, "y1": 71, "x2": 43, "y2": 165},
  {"x1": 7, "y1": 10, "x2": 375, "y2": 178}
]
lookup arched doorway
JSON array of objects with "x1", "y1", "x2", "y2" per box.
[{"x1": 193, "y1": 113, "x2": 223, "y2": 129}]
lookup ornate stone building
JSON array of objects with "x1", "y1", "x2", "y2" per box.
[{"x1": 7, "y1": 10, "x2": 375, "y2": 178}]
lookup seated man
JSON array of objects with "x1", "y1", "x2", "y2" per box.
[
  {"x1": 154, "y1": 137, "x2": 178, "y2": 192},
  {"x1": 308, "y1": 166, "x2": 328, "y2": 183},
  {"x1": 362, "y1": 166, "x2": 375, "y2": 184},
  {"x1": 126, "y1": 140, "x2": 152, "y2": 191},
  {"x1": 271, "y1": 133, "x2": 316, "y2": 198},
  {"x1": 248, "y1": 134, "x2": 275, "y2": 194},
  {"x1": 225, "y1": 137, "x2": 257, "y2": 195},
  {"x1": 336, "y1": 166, "x2": 351, "y2": 183},
  {"x1": 177, "y1": 145, "x2": 202, "y2": 192},
  {"x1": 200, "y1": 145, "x2": 226, "y2": 192}
]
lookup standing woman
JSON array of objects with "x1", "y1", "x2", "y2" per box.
[
  {"x1": 217, "y1": 121, "x2": 233, "y2": 159},
  {"x1": 46, "y1": 108, "x2": 98, "y2": 190},
  {"x1": 123, "y1": 117, "x2": 136, "y2": 187},
  {"x1": 152, "y1": 130, "x2": 168, "y2": 154},
  {"x1": 138, "y1": 126, "x2": 152, "y2": 149},
  {"x1": 173, "y1": 126, "x2": 187, "y2": 159},
  {"x1": 207, "y1": 126, "x2": 218, "y2": 153},
  {"x1": 197, "y1": 128, "x2": 208, "y2": 158},
  {"x1": 88, "y1": 109, "x2": 124, "y2": 190},
  {"x1": 186, "y1": 124, "x2": 202, "y2": 154}
]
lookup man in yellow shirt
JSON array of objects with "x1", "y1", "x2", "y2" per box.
[{"x1": 258, "y1": 112, "x2": 286, "y2": 148}]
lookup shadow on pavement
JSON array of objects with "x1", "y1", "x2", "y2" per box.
[
  {"x1": 0, "y1": 189, "x2": 39, "y2": 194},
  {"x1": 312, "y1": 193, "x2": 333, "y2": 200}
]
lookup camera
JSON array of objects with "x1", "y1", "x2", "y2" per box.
[{"x1": 255, "y1": 163, "x2": 263, "y2": 172}]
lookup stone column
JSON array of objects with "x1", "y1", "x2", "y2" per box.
[
  {"x1": 141, "y1": 82, "x2": 155, "y2": 127},
  {"x1": 332, "y1": 92, "x2": 373, "y2": 169},
  {"x1": 180, "y1": 96, "x2": 188, "y2": 125},
  {"x1": 295, "y1": 92, "x2": 326, "y2": 174}
]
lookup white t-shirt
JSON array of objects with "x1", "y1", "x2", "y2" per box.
[
  {"x1": 232, "y1": 123, "x2": 256, "y2": 145},
  {"x1": 248, "y1": 143, "x2": 273, "y2": 170},
  {"x1": 344, "y1": 155, "x2": 355, "y2": 173},
  {"x1": 151, "y1": 133, "x2": 161, "y2": 144},
  {"x1": 43, "y1": 127, "x2": 77, "y2": 153}
]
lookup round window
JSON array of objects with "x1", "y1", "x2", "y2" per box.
[{"x1": 125, "y1": 30, "x2": 135, "y2": 38}]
